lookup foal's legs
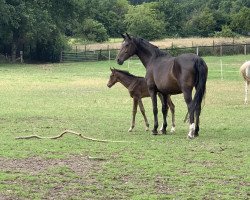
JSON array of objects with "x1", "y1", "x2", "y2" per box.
[
  {"x1": 128, "y1": 98, "x2": 138, "y2": 132},
  {"x1": 167, "y1": 96, "x2": 176, "y2": 133},
  {"x1": 138, "y1": 100, "x2": 149, "y2": 131},
  {"x1": 183, "y1": 89, "x2": 195, "y2": 139}
]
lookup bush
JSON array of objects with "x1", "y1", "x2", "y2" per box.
[{"x1": 213, "y1": 25, "x2": 238, "y2": 37}]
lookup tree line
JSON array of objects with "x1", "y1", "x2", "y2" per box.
[{"x1": 0, "y1": 0, "x2": 249, "y2": 62}]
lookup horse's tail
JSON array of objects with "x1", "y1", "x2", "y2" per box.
[{"x1": 190, "y1": 57, "x2": 208, "y2": 114}]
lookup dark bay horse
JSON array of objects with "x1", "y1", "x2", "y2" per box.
[
  {"x1": 107, "y1": 67, "x2": 175, "y2": 133},
  {"x1": 117, "y1": 33, "x2": 208, "y2": 139}
]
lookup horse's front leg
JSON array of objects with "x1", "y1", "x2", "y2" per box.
[
  {"x1": 138, "y1": 99, "x2": 149, "y2": 131},
  {"x1": 245, "y1": 81, "x2": 249, "y2": 104},
  {"x1": 149, "y1": 89, "x2": 158, "y2": 135},
  {"x1": 128, "y1": 97, "x2": 138, "y2": 132},
  {"x1": 158, "y1": 93, "x2": 168, "y2": 134},
  {"x1": 167, "y1": 96, "x2": 176, "y2": 133}
]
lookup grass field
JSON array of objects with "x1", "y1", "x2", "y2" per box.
[{"x1": 0, "y1": 55, "x2": 249, "y2": 199}]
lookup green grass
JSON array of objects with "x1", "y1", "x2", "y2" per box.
[{"x1": 0, "y1": 55, "x2": 249, "y2": 199}]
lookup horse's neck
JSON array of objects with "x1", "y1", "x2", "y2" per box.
[
  {"x1": 135, "y1": 40, "x2": 171, "y2": 68},
  {"x1": 118, "y1": 73, "x2": 136, "y2": 89},
  {"x1": 136, "y1": 44, "x2": 154, "y2": 67}
]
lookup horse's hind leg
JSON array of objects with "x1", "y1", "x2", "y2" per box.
[
  {"x1": 183, "y1": 90, "x2": 195, "y2": 139},
  {"x1": 128, "y1": 98, "x2": 138, "y2": 132},
  {"x1": 194, "y1": 104, "x2": 201, "y2": 137},
  {"x1": 167, "y1": 96, "x2": 176, "y2": 133},
  {"x1": 138, "y1": 99, "x2": 149, "y2": 131}
]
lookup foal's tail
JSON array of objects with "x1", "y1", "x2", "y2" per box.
[{"x1": 190, "y1": 57, "x2": 208, "y2": 114}]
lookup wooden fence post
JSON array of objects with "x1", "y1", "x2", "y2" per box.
[
  {"x1": 20, "y1": 51, "x2": 23, "y2": 63},
  {"x1": 244, "y1": 44, "x2": 247, "y2": 55},
  {"x1": 220, "y1": 59, "x2": 223, "y2": 80}
]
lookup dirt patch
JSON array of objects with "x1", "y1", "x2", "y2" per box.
[
  {"x1": 155, "y1": 176, "x2": 177, "y2": 195},
  {"x1": 0, "y1": 155, "x2": 100, "y2": 175},
  {"x1": 0, "y1": 155, "x2": 104, "y2": 199}
]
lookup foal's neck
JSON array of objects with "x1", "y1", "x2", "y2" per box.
[{"x1": 118, "y1": 73, "x2": 136, "y2": 89}]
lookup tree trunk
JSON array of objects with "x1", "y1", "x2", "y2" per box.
[{"x1": 11, "y1": 42, "x2": 17, "y2": 62}]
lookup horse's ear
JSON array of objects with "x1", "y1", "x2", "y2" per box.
[
  {"x1": 121, "y1": 34, "x2": 126, "y2": 39},
  {"x1": 126, "y1": 33, "x2": 131, "y2": 40}
]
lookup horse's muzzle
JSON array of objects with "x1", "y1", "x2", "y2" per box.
[{"x1": 117, "y1": 59, "x2": 124, "y2": 65}]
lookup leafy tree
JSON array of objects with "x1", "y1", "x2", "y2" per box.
[
  {"x1": 230, "y1": 7, "x2": 250, "y2": 35},
  {"x1": 125, "y1": 3, "x2": 166, "y2": 40},
  {"x1": 185, "y1": 7, "x2": 216, "y2": 37},
  {"x1": 0, "y1": 0, "x2": 79, "y2": 61},
  {"x1": 77, "y1": 18, "x2": 109, "y2": 42},
  {"x1": 157, "y1": 0, "x2": 186, "y2": 37},
  {"x1": 213, "y1": 25, "x2": 238, "y2": 37}
]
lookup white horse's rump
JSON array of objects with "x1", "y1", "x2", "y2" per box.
[{"x1": 240, "y1": 61, "x2": 250, "y2": 104}]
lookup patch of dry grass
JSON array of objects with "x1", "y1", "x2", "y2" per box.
[{"x1": 74, "y1": 37, "x2": 250, "y2": 51}]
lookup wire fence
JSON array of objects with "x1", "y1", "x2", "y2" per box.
[{"x1": 61, "y1": 43, "x2": 250, "y2": 62}]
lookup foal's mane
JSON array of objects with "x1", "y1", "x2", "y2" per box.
[
  {"x1": 114, "y1": 69, "x2": 143, "y2": 78},
  {"x1": 133, "y1": 37, "x2": 169, "y2": 57}
]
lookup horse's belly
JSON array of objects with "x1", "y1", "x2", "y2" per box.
[{"x1": 158, "y1": 84, "x2": 182, "y2": 95}]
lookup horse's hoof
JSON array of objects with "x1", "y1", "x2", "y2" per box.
[
  {"x1": 160, "y1": 130, "x2": 167, "y2": 134},
  {"x1": 187, "y1": 134, "x2": 195, "y2": 139},
  {"x1": 145, "y1": 127, "x2": 149, "y2": 131},
  {"x1": 170, "y1": 127, "x2": 175, "y2": 133},
  {"x1": 152, "y1": 130, "x2": 158, "y2": 135},
  {"x1": 128, "y1": 128, "x2": 133, "y2": 132}
]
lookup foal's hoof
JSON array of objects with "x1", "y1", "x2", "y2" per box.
[
  {"x1": 145, "y1": 127, "x2": 149, "y2": 131},
  {"x1": 160, "y1": 130, "x2": 167, "y2": 135},
  {"x1": 128, "y1": 128, "x2": 133, "y2": 132},
  {"x1": 152, "y1": 130, "x2": 158, "y2": 135}
]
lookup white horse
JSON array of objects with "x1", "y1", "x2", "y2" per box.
[{"x1": 240, "y1": 61, "x2": 250, "y2": 104}]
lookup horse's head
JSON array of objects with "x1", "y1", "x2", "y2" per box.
[
  {"x1": 117, "y1": 33, "x2": 137, "y2": 65},
  {"x1": 107, "y1": 67, "x2": 118, "y2": 88}
]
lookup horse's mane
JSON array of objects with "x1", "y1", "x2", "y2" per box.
[
  {"x1": 134, "y1": 37, "x2": 169, "y2": 57},
  {"x1": 114, "y1": 69, "x2": 143, "y2": 78}
]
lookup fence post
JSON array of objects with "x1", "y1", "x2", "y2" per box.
[
  {"x1": 196, "y1": 46, "x2": 199, "y2": 55},
  {"x1": 108, "y1": 45, "x2": 110, "y2": 61},
  {"x1": 60, "y1": 51, "x2": 62, "y2": 62},
  {"x1": 220, "y1": 45, "x2": 223, "y2": 56},
  {"x1": 244, "y1": 44, "x2": 247, "y2": 55},
  {"x1": 20, "y1": 51, "x2": 23, "y2": 63},
  {"x1": 220, "y1": 59, "x2": 223, "y2": 80}
]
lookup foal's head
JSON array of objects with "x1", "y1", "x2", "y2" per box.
[
  {"x1": 117, "y1": 33, "x2": 137, "y2": 65},
  {"x1": 107, "y1": 68, "x2": 119, "y2": 88}
]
